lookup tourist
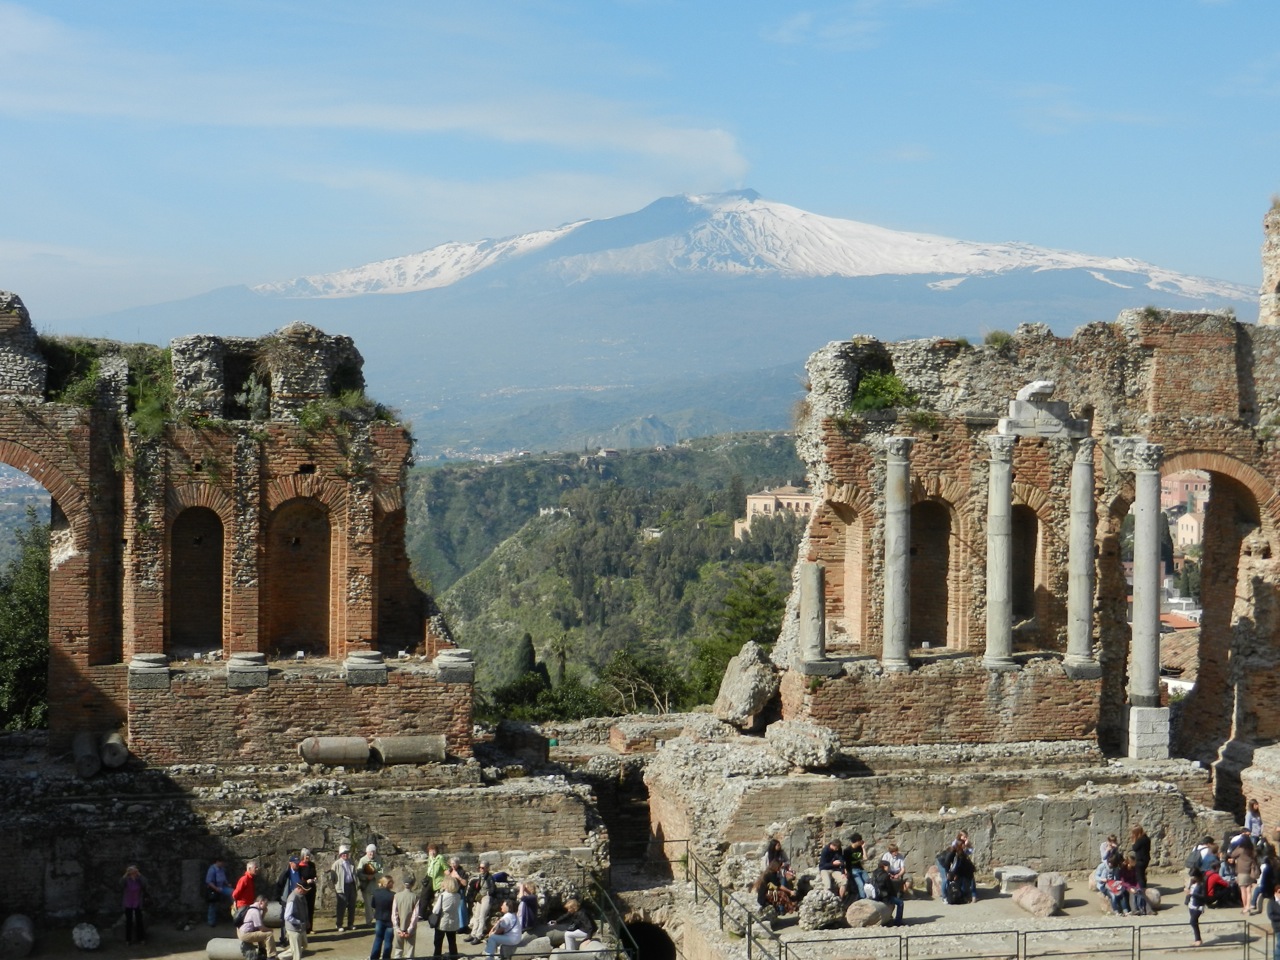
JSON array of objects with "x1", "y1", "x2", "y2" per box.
[
  {"x1": 284, "y1": 880, "x2": 309, "y2": 960},
  {"x1": 947, "y1": 848, "x2": 977, "y2": 904},
  {"x1": 1186, "y1": 868, "x2": 1206, "y2": 947},
  {"x1": 122, "y1": 864, "x2": 147, "y2": 945},
  {"x1": 233, "y1": 861, "x2": 260, "y2": 916},
  {"x1": 752, "y1": 859, "x2": 795, "y2": 915},
  {"x1": 430, "y1": 876, "x2": 464, "y2": 959},
  {"x1": 1114, "y1": 854, "x2": 1140, "y2": 915},
  {"x1": 465, "y1": 860, "x2": 496, "y2": 945},
  {"x1": 844, "y1": 833, "x2": 870, "y2": 900},
  {"x1": 368, "y1": 875, "x2": 396, "y2": 960},
  {"x1": 1091, "y1": 855, "x2": 1112, "y2": 912},
  {"x1": 880, "y1": 842, "x2": 913, "y2": 897},
  {"x1": 818, "y1": 839, "x2": 848, "y2": 899},
  {"x1": 1254, "y1": 850, "x2": 1276, "y2": 914},
  {"x1": 1100, "y1": 833, "x2": 1120, "y2": 865},
  {"x1": 358, "y1": 844, "x2": 383, "y2": 927},
  {"x1": 549, "y1": 898, "x2": 596, "y2": 951},
  {"x1": 761, "y1": 838, "x2": 786, "y2": 872},
  {"x1": 238, "y1": 895, "x2": 278, "y2": 959},
  {"x1": 332, "y1": 844, "x2": 357, "y2": 932},
  {"x1": 1230, "y1": 835, "x2": 1260, "y2": 916},
  {"x1": 275, "y1": 857, "x2": 301, "y2": 947},
  {"x1": 869, "y1": 860, "x2": 904, "y2": 927},
  {"x1": 1268, "y1": 886, "x2": 1280, "y2": 960},
  {"x1": 1247, "y1": 799, "x2": 1265, "y2": 843},
  {"x1": 391, "y1": 875, "x2": 419, "y2": 960},
  {"x1": 483, "y1": 899, "x2": 523, "y2": 958},
  {"x1": 516, "y1": 879, "x2": 539, "y2": 931},
  {"x1": 297, "y1": 850, "x2": 318, "y2": 934},
  {"x1": 1130, "y1": 825, "x2": 1151, "y2": 890},
  {"x1": 205, "y1": 857, "x2": 233, "y2": 927},
  {"x1": 446, "y1": 857, "x2": 469, "y2": 931},
  {"x1": 421, "y1": 843, "x2": 447, "y2": 915}
]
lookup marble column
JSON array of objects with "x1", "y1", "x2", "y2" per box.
[
  {"x1": 797, "y1": 561, "x2": 841, "y2": 676},
  {"x1": 984, "y1": 435, "x2": 1017, "y2": 670},
  {"x1": 882, "y1": 436, "x2": 914, "y2": 672},
  {"x1": 1129, "y1": 441, "x2": 1164, "y2": 708},
  {"x1": 1064, "y1": 438, "x2": 1100, "y2": 678},
  {"x1": 1128, "y1": 440, "x2": 1170, "y2": 759}
]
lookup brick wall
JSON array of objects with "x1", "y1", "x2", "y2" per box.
[{"x1": 126, "y1": 662, "x2": 472, "y2": 763}]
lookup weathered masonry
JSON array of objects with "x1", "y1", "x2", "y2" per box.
[
  {"x1": 0, "y1": 292, "x2": 469, "y2": 762},
  {"x1": 767, "y1": 203, "x2": 1280, "y2": 812}
]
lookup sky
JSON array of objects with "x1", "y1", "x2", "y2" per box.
[{"x1": 2, "y1": 0, "x2": 1278, "y2": 325}]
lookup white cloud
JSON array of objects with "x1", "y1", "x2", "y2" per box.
[{"x1": 761, "y1": 4, "x2": 884, "y2": 52}]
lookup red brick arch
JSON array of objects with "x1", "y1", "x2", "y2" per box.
[
  {"x1": 265, "y1": 474, "x2": 348, "y2": 513},
  {"x1": 0, "y1": 438, "x2": 90, "y2": 549},
  {"x1": 1162, "y1": 450, "x2": 1279, "y2": 546},
  {"x1": 166, "y1": 481, "x2": 234, "y2": 527}
]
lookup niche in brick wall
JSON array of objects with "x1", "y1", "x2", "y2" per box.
[
  {"x1": 910, "y1": 499, "x2": 952, "y2": 647},
  {"x1": 169, "y1": 506, "x2": 223, "y2": 657},
  {"x1": 265, "y1": 497, "x2": 331, "y2": 657}
]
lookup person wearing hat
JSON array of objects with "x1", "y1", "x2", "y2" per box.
[
  {"x1": 357, "y1": 844, "x2": 383, "y2": 927},
  {"x1": 284, "y1": 880, "x2": 309, "y2": 960},
  {"x1": 332, "y1": 845, "x2": 357, "y2": 932},
  {"x1": 390, "y1": 875, "x2": 419, "y2": 960},
  {"x1": 275, "y1": 857, "x2": 302, "y2": 947}
]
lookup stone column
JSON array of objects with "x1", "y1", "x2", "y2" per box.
[
  {"x1": 1065, "y1": 438, "x2": 1101, "y2": 678},
  {"x1": 1129, "y1": 440, "x2": 1169, "y2": 758},
  {"x1": 798, "y1": 561, "x2": 841, "y2": 676},
  {"x1": 984, "y1": 435, "x2": 1017, "y2": 670},
  {"x1": 882, "y1": 436, "x2": 914, "y2": 672}
]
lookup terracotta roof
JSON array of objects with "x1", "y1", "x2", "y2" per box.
[{"x1": 1161, "y1": 629, "x2": 1201, "y2": 682}]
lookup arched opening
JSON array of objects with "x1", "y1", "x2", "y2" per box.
[
  {"x1": 264, "y1": 497, "x2": 331, "y2": 656},
  {"x1": 169, "y1": 507, "x2": 223, "y2": 658},
  {"x1": 910, "y1": 499, "x2": 950, "y2": 647},
  {"x1": 841, "y1": 506, "x2": 865, "y2": 651},
  {"x1": 1011, "y1": 504, "x2": 1038, "y2": 622},
  {"x1": 0, "y1": 463, "x2": 53, "y2": 729},
  {"x1": 625, "y1": 921, "x2": 676, "y2": 960}
]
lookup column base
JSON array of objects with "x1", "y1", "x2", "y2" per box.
[
  {"x1": 797, "y1": 659, "x2": 844, "y2": 677},
  {"x1": 1062, "y1": 656, "x2": 1102, "y2": 680},
  {"x1": 1127, "y1": 706, "x2": 1170, "y2": 760},
  {"x1": 881, "y1": 658, "x2": 911, "y2": 673},
  {"x1": 982, "y1": 657, "x2": 1019, "y2": 673}
]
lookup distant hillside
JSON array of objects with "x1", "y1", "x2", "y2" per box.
[{"x1": 405, "y1": 432, "x2": 804, "y2": 593}]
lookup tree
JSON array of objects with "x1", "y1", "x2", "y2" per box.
[
  {"x1": 0, "y1": 509, "x2": 49, "y2": 730},
  {"x1": 601, "y1": 642, "x2": 686, "y2": 714},
  {"x1": 688, "y1": 564, "x2": 788, "y2": 704}
]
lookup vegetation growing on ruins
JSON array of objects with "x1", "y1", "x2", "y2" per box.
[
  {"x1": 848, "y1": 370, "x2": 918, "y2": 413},
  {"x1": 0, "y1": 508, "x2": 48, "y2": 730},
  {"x1": 983, "y1": 329, "x2": 1014, "y2": 350},
  {"x1": 298, "y1": 389, "x2": 397, "y2": 434},
  {"x1": 412, "y1": 435, "x2": 805, "y2": 714}
]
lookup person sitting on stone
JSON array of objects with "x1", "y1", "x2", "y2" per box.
[
  {"x1": 760, "y1": 838, "x2": 787, "y2": 873},
  {"x1": 752, "y1": 859, "x2": 795, "y2": 915},
  {"x1": 844, "y1": 834, "x2": 870, "y2": 900},
  {"x1": 464, "y1": 860, "x2": 496, "y2": 945},
  {"x1": 869, "y1": 860, "x2": 904, "y2": 927},
  {"x1": 548, "y1": 898, "x2": 596, "y2": 951},
  {"x1": 818, "y1": 840, "x2": 848, "y2": 899},
  {"x1": 238, "y1": 895, "x2": 278, "y2": 959},
  {"x1": 880, "y1": 842, "x2": 912, "y2": 897},
  {"x1": 483, "y1": 899, "x2": 523, "y2": 958}
]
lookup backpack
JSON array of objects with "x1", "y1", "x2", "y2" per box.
[
  {"x1": 233, "y1": 905, "x2": 250, "y2": 928},
  {"x1": 1184, "y1": 847, "x2": 1201, "y2": 871},
  {"x1": 944, "y1": 877, "x2": 967, "y2": 905}
]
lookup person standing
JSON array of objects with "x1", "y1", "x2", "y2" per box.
[
  {"x1": 1248, "y1": 799, "x2": 1265, "y2": 842},
  {"x1": 284, "y1": 881, "x2": 309, "y2": 960},
  {"x1": 446, "y1": 858, "x2": 469, "y2": 932},
  {"x1": 1130, "y1": 826, "x2": 1151, "y2": 891},
  {"x1": 1186, "y1": 868, "x2": 1206, "y2": 948},
  {"x1": 1268, "y1": 885, "x2": 1280, "y2": 960},
  {"x1": 465, "y1": 860, "x2": 495, "y2": 945},
  {"x1": 358, "y1": 844, "x2": 383, "y2": 928},
  {"x1": 332, "y1": 845, "x2": 357, "y2": 932},
  {"x1": 205, "y1": 858, "x2": 233, "y2": 928},
  {"x1": 430, "y1": 876, "x2": 463, "y2": 959},
  {"x1": 297, "y1": 850, "x2": 318, "y2": 935},
  {"x1": 233, "y1": 862, "x2": 260, "y2": 917},
  {"x1": 275, "y1": 857, "x2": 300, "y2": 948},
  {"x1": 421, "y1": 844, "x2": 447, "y2": 916},
  {"x1": 122, "y1": 865, "x2": 146, "y2": 945},
  {"x1": 391, "y1": 875, "x2": 419, "y2": 960},
  {"x1": 238, "y1": 896, "x2": 278, "y2": 960},
  {"x1": 368, "y1": 876, "x2": 396, "y2": 960}
]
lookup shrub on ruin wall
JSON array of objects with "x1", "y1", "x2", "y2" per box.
[{"x1": 848, "y1": 371, "x2": 917, "y2": 413}]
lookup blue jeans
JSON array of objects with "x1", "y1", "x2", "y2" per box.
[
  {"x1": 884, "y1": 894, "x2": 904, "y2": 926},
  {"x1": 369, "y1": 920, "x2": 394, "y2": 960},
  {"x1": 208, "y1": 886, "x2": 233, "y2": 926}
]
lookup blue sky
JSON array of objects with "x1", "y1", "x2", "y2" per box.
[{"x1": 2, "y1": 0, "x2": 1277, "y2": 324}]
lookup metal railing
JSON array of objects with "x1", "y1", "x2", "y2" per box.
[{"x1": 644, "y1": 839, "x2": 1272, "y2": 960}]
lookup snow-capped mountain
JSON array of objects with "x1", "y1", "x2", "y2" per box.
[
  {"x1": 252, "y1": 190, "x2": 1252, "y2": 304},
  {"x1": 83, "y1": 190, "x2": 1258, "y2": 456}
]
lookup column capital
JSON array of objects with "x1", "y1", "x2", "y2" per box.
[
  {"x1": 1073, "y1": 437, "x2": 1096, "y2": 463},
  {"x1": 1132, "y1": 441, "x2": 1164, "y2": 473},
  {"x1": 986, "y1": 434, "x2": 1016, "y2": 461},
  {"x1": 884, "y1": 436, "x2": 915, "y2": 461}
]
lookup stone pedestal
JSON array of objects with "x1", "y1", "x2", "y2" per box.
[
  {"x1": 1128, "y1": 706, "x2": 1171, "y2": 760},
  {"x1": 433, "y1": 647, "x2": 474, "y2": 683},
  {"x1": 994, "y1": 865, "x2": 1038, "y2": 894},
  {"x1": 128, "y1": 652, "x2": 170, "y2": 689},
  {"x1": 345, "y1": 649, "x2": 387, "y2": 685},
  {"x1": 226, "y1": 651, "x2": 268, "y2": 689}
]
